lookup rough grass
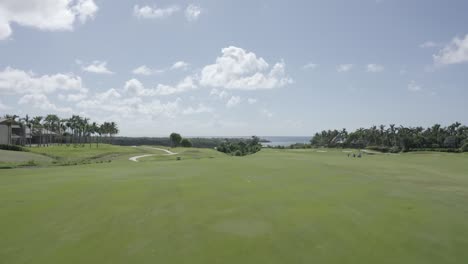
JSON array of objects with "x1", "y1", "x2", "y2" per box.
[{"x1": 1, "y1": 148, "x2": 468, "y2": 263}]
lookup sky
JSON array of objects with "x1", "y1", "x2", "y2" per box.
[{"x1": 0, "y1": 0, "x2": 467, "y2": 137}]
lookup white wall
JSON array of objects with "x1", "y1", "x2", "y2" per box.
[{"x1": 0, "y1": 124, "x2": 10, "y2": 144}]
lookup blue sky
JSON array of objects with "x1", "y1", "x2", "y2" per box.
[{"x1": 1, "y1": 0, "x2": 467, "y2": 136}]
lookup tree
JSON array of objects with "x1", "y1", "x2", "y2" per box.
[
  {"x1": 32, "y1": 116, "x2": 43, "y2": 147},
  {"x1": 181, "y1": 138, "x2": 193, "y2": 147},
  {"x1": 169, "y1": 133, "x2": 182, "y2": 147},
  {"x1": 20, "y1": 115, "x2": 32, "y2": 147}
]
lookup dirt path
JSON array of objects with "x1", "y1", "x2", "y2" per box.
[{"x1": 129, "y1": 147, "x2": 178, "y2": 162}]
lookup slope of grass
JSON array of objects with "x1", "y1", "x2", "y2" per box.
[
  {"x1": 1, "y1": 148, "x2": 468, "y2": 263},
  {"x1": 140, "y1": 146, "x2": 226, "y2": 162},
  {"x1": 0, "y1": 149, "x2": 53, "y2": 163}
]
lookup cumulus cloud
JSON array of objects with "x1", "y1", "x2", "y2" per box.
[
  {"x1": 0, "y1": 0, "x2": 98, "y2": 40},
  {"x1": 200, "y1": 46, "x2": 292, "y2": 90},
  {"x1": 155, "y1": 76, "x2": 198, "y2": 95},
  {"x1": 82, "y1": 61, "x2": 113, "y2": 74},
  {"x1": 133, "y1": 5, "x2": 180, "y2": 19},
  {"x1": 76, "y1": 87, "x2": 184, "y2": 119},
  {"x1": 185, "y1": 4, "x2": 202, "y2": 22},
  {"x1": 124, "y1": 76, "x2": 197, "y2": 96},
  {"x1": 226, "y1": 96, "x2": 241, "y2": 108},
  {"x1": 132, "y1": 65, "x2": 164, "y2": 76},
  {"x1": 366, "y1": 64, "x2": 384, "y2": 73},
  {"x1": 132, "y1": 65, "x2": 152, "y2": 76},
  {"x1": 18, "y1": 93, "x2": 72, "y2": 113},
  {"x1": 408, "y1": 81, "x2": 422, "y2": 92},
  {"x1": 171, "y1": 61, "x2": 190, "y2": 70},
  {"x1": 182, "y1": 104, "x2": 213, "y2": 115},
  {"x1": 72, "y1": 0, "x2": 98, "y2": 23},
  {"x1": 433, "y1": 34, "x2": 468, "y2": 65},
  {"x1": 260, "y1": 108, "x2": 273, "y2": 118},
  {"x1": 210, "y1": 88, "x2": 229, "y2": 99},
  {"x1": 0, "y1": 67, "x2": 83, "y2": 95},
  {"x1": 337, "y1": 64, "x2": 354, "y2": 72}
]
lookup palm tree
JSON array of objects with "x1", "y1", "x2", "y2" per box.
[
  {"x1": 32, "y1": 116, "x2": 43, "y2": 147},
  {"x1": 109, "y1": 122, "x2": 118, "y2": 144},
  {"x1": 20, "y1": 115, "x2": 32, "y2": 147}
]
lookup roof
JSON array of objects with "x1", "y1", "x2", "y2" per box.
[{"x1": 0, "y1": 118, "x2": 20, "y2": 125}]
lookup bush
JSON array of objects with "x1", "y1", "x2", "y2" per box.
[
  {"x1": 366, "y1": 146, "x2": 390, "y2": 153},
  {"x1": 461, "y1": 142, "x2": 468, "y2": 152},
  {"x1": 0, "y1": 144, "x2": 28, "y2": 152},
  {"x1": 389, "y1": 146, "x2": 401, "y2": 153},
  {"x1": 180, "y1": 138, "x2": 193, "y2": 147},
  {"x1": 216, "y1": 136, "x2": 262, "y2": 156}
]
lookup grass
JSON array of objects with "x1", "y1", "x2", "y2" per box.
[{"x1": 1, "y1": 147, "x2": 468, "y2": 263}]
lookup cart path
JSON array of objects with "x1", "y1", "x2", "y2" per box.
[{"x1": 129, "y1": 147, "x2": 178, "y2": 162}]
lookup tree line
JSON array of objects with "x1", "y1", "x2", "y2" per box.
[
  {"x1": 216, "y1": 136, "x2": 262, "y2": 156},
  {"x1": 310, "y1": 122, "x2": 468, "y2": 153},
  {"x1": 169, "y1": 132, "x2": 193, "y2": 148},
  {"x1": 3, "y1": 114, "x2": 119, "y2": 148}
]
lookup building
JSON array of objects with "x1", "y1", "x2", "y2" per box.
[
  {"x1": 0, "y1": 118, "x2": 60, "y2": 146},
  {"x1": 0, "y1": 118, "x2": 30, "y2": 145}
]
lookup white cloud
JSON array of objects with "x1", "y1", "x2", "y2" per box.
[
  {"x1": 247, "y1": 98, "x2": 257, "y2": 104},
  {"x1": 132, "y1": 65, "x2": 152, "y2": 76},
  {"x1": 185, "y1": 4, "x2": 202, "y2": 22},
  {"x1": 200, "y1": 46, "x2": 292, "y2": 90},
  {"x1": 0, "y1": 67, "x2": 83, "y2": 95},
  {"x1": 260, "y1": 108, "x2": 273, "y2": 118},
  {"x1": 337, "y1": 64, "x2": 354, "y2": 72},
  {"x1": 124, "y1": 76, "x2": 197, "y2": 96},
  {"x1": 433, "y1": 34, "x2": 468, "y2": 65},
  {"x1": 132, "y1": 65, "x2": 164, "y2": 76},
  {"x1": 58, "y1": 88, "x2": 88, "y2": 102},
  {"x1": 77, "y1": 88, "x2": 183, "y2": 118},
  {"x1": 408, "y1": 81, "x2": 422, "y2": 92},
  {"x1": 171, "y1": 61, "x2": 190, "y2": 70},
  {"x1": 133, "y1": 5, "x2": 180, "y2": 19},
  {"x1": 366, "y1": 64, "x2": 384, "y2": 73},
  {"x1": 82, "y1": 61, "x2": 113, "y2": 74},
  {"x1": 303, "y1": 63, "x2": 318, "y2": 70},
  {"x1": 226, "y1": 96, "x2": 241, "y2": 108},
  {"x1": 420, "y1": 41, "x2": 438, "y2": 48},
  {"x1": 182, "y1": 104, "x2": 213, "y2": 115},
  {"x1": 210, "y1": 88, "x2": 229, "y2": 99},
  {"x1": 0, "y1": 0, "x2": 98, "y2": 40},
  {"x1": 18, "y1": 93, "x2": 72, "y2": 113},
  {"x1": 155, "y1": 76, "x2": 198, "y2": 95},
  {"x1": 72, "y1": 0, "x2": 98, "y2": 23}
]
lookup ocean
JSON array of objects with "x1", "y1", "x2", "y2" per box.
[{"x1": 260, "y1": 136, "x2": 311, "y2": 147}]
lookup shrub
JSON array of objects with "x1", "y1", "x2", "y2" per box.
[
  {"x1": 366, "y1": 146, "x2": 390, "y2": 153},
  {"x1": 0, "y1": 144, "x2": 28, "y2": 152},
  {"x1": 389, "y1": 146, "x2": 401, "y2": 153},
  {"x1": 461, "y1": 142, "x2": 468, "y2": 152},
  {"x1": 216, "y1": 136, "x2": 262, "y2": 156},
  {"x1": 180, "y1": 138, "x2": 193, "y2": 147}
]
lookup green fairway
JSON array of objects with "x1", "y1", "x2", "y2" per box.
[{"x1": 1, "y1": 147, "x2": 468, "y2": 263}]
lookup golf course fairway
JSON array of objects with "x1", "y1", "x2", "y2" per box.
[{"x1": 1, "y1": 147, "x2": 468, "y2": 263}]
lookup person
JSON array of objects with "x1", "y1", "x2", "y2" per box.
[
  {"x1": 353, "y1": 153, "x2": 356, "y2": 158},
  {"x1": 358, "y1": 152, "x2": 362, "y2": 158},
  {"x1": 347, "y1": 153, "x2": 350, "y2": 157}
]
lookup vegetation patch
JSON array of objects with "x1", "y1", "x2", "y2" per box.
[
  {"x1": 0, "y1": 144, "x2": 29, "y2": 152},
  {"x1": 216, "y1": 136, "x2": 262, "y2": 156}
]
